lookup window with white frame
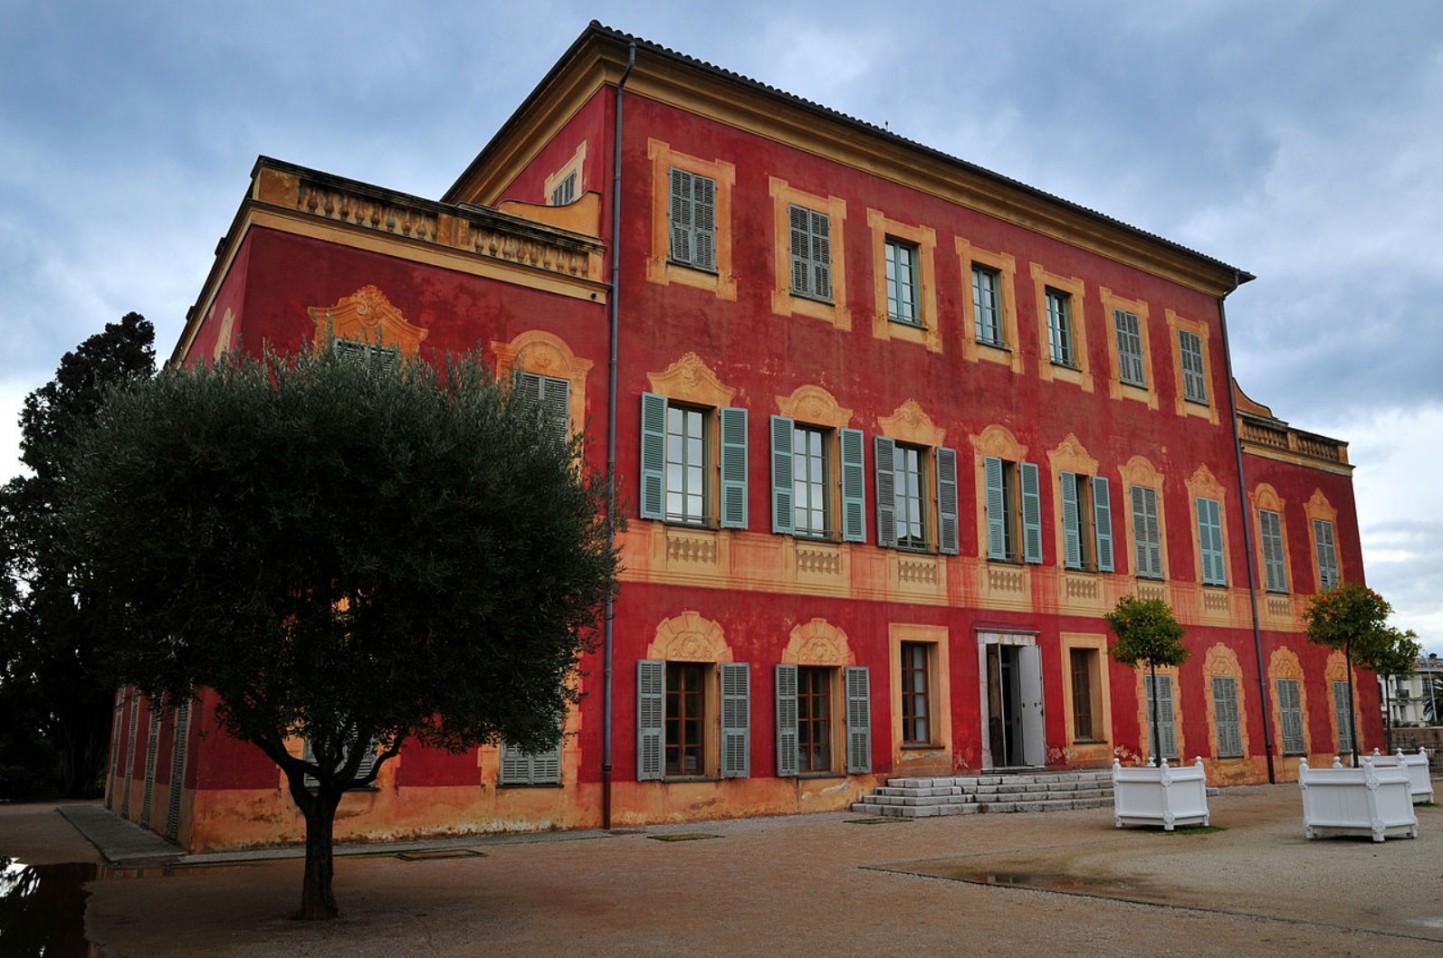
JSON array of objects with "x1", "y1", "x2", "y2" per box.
[
  {"x1": 1114, "y1": 309, "x2": 1147, "y2": 387},
  {"x1": 789, "y1": 204, "x2": 832, "y2": 302},
  {"x1": 1196, "y1": 496, "x2": 1227, "y2": 586},
  {"x1": 1131, "y1": 485, "x2": 1164, "y2": 579},
  {"x1": 769, "y1": 418, "x2": 866, "y2": 542},
  {"x1": 640, "y1": 393, "x2": 748, "y2": 529},
  {"x1": 1259, "y1": 509, "x2": 1288, "y2": 593},
  {"x1": 986, "y1": 457, "x2": 1042, "y2": 564},
  {"x1": 885, "y1": 238, "x2": 920, "y2": 326},
  {"x1": 1046, "y1": 288, "x2": 1075, "y2": 367},
  {"x1": 1060, "y1": 472, "x2": 1114, "y2": 572},
  {"x1": 1178, "y1": 328, "x2": 1208, "y2": 404},
  {"x1": 550, "y1": 172, "x2": 577, "y2": 206},
  {"x1": 669, "y1": 168, "x2": 717, "y2": 272},
  {"x1": 973, "y1": 264, "x2": 1004, "y2": 347},
  {"x1": 875, "y1": 439, "x2": 959, "y2": 554}
]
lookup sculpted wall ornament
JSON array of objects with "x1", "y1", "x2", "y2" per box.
[
  {"x1": 776, "y1": 385, "x2": 852, "y2": 428},
  {"x1": 647, "y1": 610, "x2": 732, "y2": 663},
  {"x1": 782, "y1": 618, "x2": 852, "y2": 666},
  {"x1": 308, "y1": 285, "x2": 428, "y2": 358},
  {"x1": 647, "y1": 352, "x2": 736, "y2": 407},
  {"x1": 1185, "y1": 464, "x2": 1226, "y2": 501},
  {"x1": 969, "y1": 423, "x2": 1025, "y2": 461},
  {"x1": 1047, "y1": 432, "x2": 1097, "y2": 475},
  {"x1": 879, "y1": 399, "x2": 945, "y2": 447}
]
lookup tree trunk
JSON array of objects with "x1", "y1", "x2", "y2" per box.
[
  {"x1": 1148, "y1": 662, "x2": 1161, "y2": 766},
  {"x1": 299, "y1": 791, "x2": 342, "y2": 919}
]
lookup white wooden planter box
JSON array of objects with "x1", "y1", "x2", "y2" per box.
[
  {"x1": 1299, "y1": 757, "x2": 1418, "y2": 842},
  {"x1": 1366, "y1": 748, "x2": 1434, "y2": 803},
  {"x1": 1112, "y1": 757, "x2": 1210, "y2": 831}
]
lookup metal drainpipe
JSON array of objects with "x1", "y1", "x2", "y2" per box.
[
  {"x1": 1219, "y1": 275, "x2": 1276, "y2": 784},
  {"x1": 602, "y1": 40, "x2": 636, "y2": 832}
]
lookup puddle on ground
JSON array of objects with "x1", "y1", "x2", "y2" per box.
[
  {"x1": 1, "y1": 857, "x2": 97, "y2": 958},
  {"x1": 876, "y1": 860, "x2": 1167, "y2": 903}
]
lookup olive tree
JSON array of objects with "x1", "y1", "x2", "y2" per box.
[
  {"x1": 64, "y1": 346, "x2": 616, "y2": 919},
  {"x1": 1105, "y1": 595, "x2": 1189, "y2": 766}
]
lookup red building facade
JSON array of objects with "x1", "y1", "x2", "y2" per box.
[{"x1": 106, "y1": 24, "x2": 1375, "y2": 851}]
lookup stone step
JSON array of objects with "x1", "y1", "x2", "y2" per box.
[{"x1": 851, "y1": 769, "x2": 1116, "y2": 820}]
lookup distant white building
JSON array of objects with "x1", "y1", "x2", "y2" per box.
[{"x1": 1380, "y1": 654, "x2": 1443, "y2": 727}]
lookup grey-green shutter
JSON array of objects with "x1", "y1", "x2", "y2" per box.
[
  {"x1": 1198, "y1": 497, "x2": 1226, "y2": 585},
  {"x1": 1093, "y1": 476, "x2": 1114, "y2": 572},
  {"x1": 1061, "y1": 471, "x2": 1082, "y2": 569},
  {"x1": 775, "y1": 664, "x2": 799, "y2": 778},
  {"x1": 719, "y1": 406, "x2": 748, "y2": 529},
  {"x1": 984, "y1": 456, "x2": 1006, "y2": 559},
  {"x1": 720, "y1": 663, "x2": 750, "y2": 779},
  {"x1": 692, "y1": 173, "x2": 716, "y2": 270},
  {"x1": 810, "y1": 209, "x2": 832, "y2": 300},
  {"x1": 1133, "y1": 485, "x2": 1161, "y2": 578},
  {"x1": 1145, "y1": 674, "x2": 1178, "y2": 761},
  {"x1": 1332, "y1": 680, "x2": 1354, "y2": 752},
  {"x1": 1277, "y1": 678, "x2": 1305, "y2": 755},
  {"x1": 1313, "y1": 519, "x2": 1339, "y2": 589},
  {"x1": 637, "y1": 660, "x2": 664, "y2": 781},
  {"x1": 1260, "y1": 510, "x2": 1287, "y2": 592},
  {"x1": 516, "y1": 371, "x2": 570, "y2": 444},
  {"x1": 1212, "y1": 677, "x2": 1243, "y2": 758},
  {"x1": 845, "y1": 666, "x2": 872, "y2": 773},
  {"x1": 1116, "y1": 310, "x2": 1146, "y2": 386},
  {"x1": 874, "y1": 437, "x2": 897, "y2": 548},
  {"x1": 1020, "y1": 461, "x2": 1042, "y2": 564},
  {"x1": 670, "y1": 168, "x2": 692, "y2": 264},
  {"x1": 789, "y1": 205, "x2": 811, "y2": 295},
  {"x1": 140, "y1": 703, "x2": 160, "y2": 829},
  {"x1": 499, "y1": 738, "x2": 562, "y2": 786},
  {"x1": 164, "y1": 701, "x2": 190, "y2": 841},
  {"x1": 840, "y1": 428, "x2": 866, "y2": 543},
  {"x1": 1179, "y1": 329, "x2": 1207, "y2": 403},
  {"x1": 639, "y1": 393, "x2": 667, "y2": 521},
  {"x1": 770, "y1": 415, "x2": 795, "y2": 534},
  {"x1": 936, "y1": 447, "x2": 959, "y2": 555}
]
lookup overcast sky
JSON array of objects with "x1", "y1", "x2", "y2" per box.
[{"x1": 3, "y1": 1, "x2": 1440, "y2": 652}]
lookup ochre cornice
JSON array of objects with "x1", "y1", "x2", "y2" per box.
[{"x1": 453, "y1": 29, "x2": 1248, "y2": 296}]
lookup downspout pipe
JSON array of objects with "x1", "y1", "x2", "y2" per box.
[
  {"x1": 1219, "y1": 275, "x2": 1276, "y2": 784},
  {"x1": 602, "y1": 39, "x2": 636, "y2": 832}
]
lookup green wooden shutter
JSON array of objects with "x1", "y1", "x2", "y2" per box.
[
  {"x1": 845, "y1": 666, "x2": 872, "y2": 773},
  {"x1": 1313, "y1": 519, "x2": 1339, "y2": 589},
  {"x1": 670, "y1": 168, "x2": 692, "y2": 264},
  {"x1": 637, "y1": 660, "x2": 664, "y2": 781},
  {"x1": 1115, "y1": 309, "x2": 1146, "y2": 386},
  {"x1": 1132, "y1": 485, "x2": 1161, "y2": 578},
  {"x1": 140, "y1": 703, "x2": 160, "y2": 829},
  {"x1": 721, "y1": 663, "x2": 750, "y2": 779},
  {"x1": 1212, "y1": 677, "x2": 1243, "y2": 758},
  {"x1": 1277, "y1": 678, "x2": 1305, "y2": 755},
  {"x1": 770, "y1": 416, "x2": 795, "y2": 534},
  {"x1": 874, "y1": 437, "x2": 897, "y2": 548},
  {"x1": 164, "y1": 701, "x2": 190, "y2": 841},
  {"x1": 1145, "y1": 674, "x2": 1178, "y2": 761},
  {"x1": 719, "y1": 406, "x2": 749, "y2": 529},
  {"x1": 840, "y1": 428, "x2": 866, "y2": 543},
  {"x1": 984, "y1": 456, "x2": 1006, "y2": 559},
  {"x1": 1332, "y1": 680, "x2": 1354, "y2": 753},
  {"x1": 1179, "y1": 329, "x2": 1208, "y2": 403},
  {"x1": 936, "y1": 447, "x2": 959, "y2": 555},
  {"x1": 499, "y1": 737, "x2": 561, "y2": 786},
  {"x1": 1021, "y1": 461, "x2": 1042, "y2": 564},
  {"x1": 1260, "y1": 510, "x2": 1287, "y2": 592},
  {"x1": 810, "y1": 209, "x2": 832, "y2": 300},
  {"x1": 775, "y1": 664, "x2": 799, "y2": 778},
  {"x1": 1197, "y1": 497, "x2": 1226, "y2": 585},
  {"x1": 692, "y1": 173, "x2": 716, "y2": 271},
  {"x1": 639, "y1": 393, "x2": 667, "y2": 521},
  {"x1": 1060, "y1": 471, "x2": 1082, "y2": 569},
  {"x1": 516, "y1": 371, "x2": 570, "y2": 444},
  {"x1": 789, "y1": 205, "x2": 811, "y2": 295},
  {"x1": 1093, "y1": 476, "x2": 1114, "y2": 572}
]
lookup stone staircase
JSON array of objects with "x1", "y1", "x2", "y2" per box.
[{"x1": 850, "y1": 768, "x2": 1114, "y2": 818}]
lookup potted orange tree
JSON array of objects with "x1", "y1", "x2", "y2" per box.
[{"x1": 1106, "y1": 596, "x2": 1209, "y2": 830}]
